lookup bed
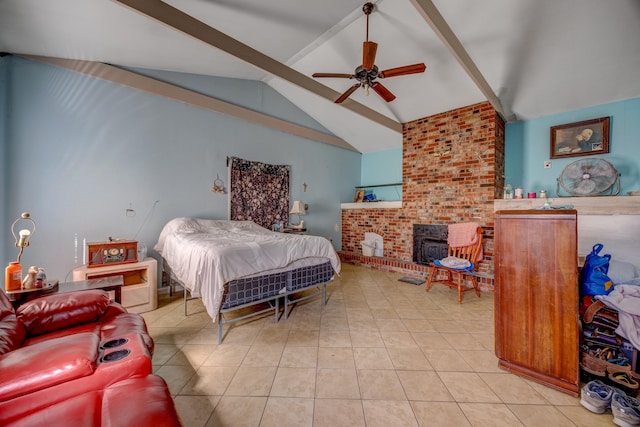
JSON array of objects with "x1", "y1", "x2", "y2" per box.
[{"x1": 154, "y1": 218, "x2": 341, "y2": 342}]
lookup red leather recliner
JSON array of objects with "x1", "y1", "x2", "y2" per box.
[{"x1": 0, "y1": 289, "x2": 163, "y2": 424}]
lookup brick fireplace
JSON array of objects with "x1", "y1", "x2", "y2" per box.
[{"x1": 339, "y1": 101, "x2": 505, "y2": 290}]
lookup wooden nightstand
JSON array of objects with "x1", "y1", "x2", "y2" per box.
[{"x1": 72, "y1": 258, "x2": 157, "y2": 313}]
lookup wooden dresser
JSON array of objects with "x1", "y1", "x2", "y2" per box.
[{"x1": 494, "y1": 210, "x2": 579, "y2": 396}]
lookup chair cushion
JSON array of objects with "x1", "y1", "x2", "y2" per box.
[{"x1": 434, "y1": 257, "x2": 474, "y2": 271}]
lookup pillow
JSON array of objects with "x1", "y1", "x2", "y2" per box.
[{"x1": 608, "y1": 260, "x2": 639, "y2": 284}]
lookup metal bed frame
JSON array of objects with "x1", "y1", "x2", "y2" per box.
[{"x1": 163, "y1": 259, "x2": 334, "y2": 343}]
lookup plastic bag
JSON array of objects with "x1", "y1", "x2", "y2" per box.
[{"x1": 580, "y1": 243, "x2": 614, "y2": 296}]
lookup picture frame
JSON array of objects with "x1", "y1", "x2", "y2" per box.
[
  {"x1": 550, "y1": 116, "x2": 610, "y2": 159},
  {"x1": 354, "y1": 189, "x2": 365, "y2": 203}
]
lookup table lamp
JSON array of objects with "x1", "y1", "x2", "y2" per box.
[
  {"x1": 12, "y1": 212, "x2": 36, "y2": 263},
  {"x1": 289, "y1": 201, "x2": 307, "y2": 229},
  {"x1": 5, "y1": 212, "x2": 36, "y2": 291}
]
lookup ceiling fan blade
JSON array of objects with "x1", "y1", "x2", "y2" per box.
[
  {"x1": 312, "y1": 73, "x2": 354, "y2": 79},
  {"x1": 335, "y1": 83, "x2": 361, "y2": 104},
  {"x1": 362, "y1": 41, "x2": 378, "y2": 70},
  {"x1": 371, "y1": 82, "x2": 396, "y2": 102},
  {"x1": 379, "y1": 63, "x2": 426, "y2": 78}
]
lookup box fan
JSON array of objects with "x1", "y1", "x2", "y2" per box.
[{"x1": 556, "y1": 158, "x2": 620, "y2": 197}]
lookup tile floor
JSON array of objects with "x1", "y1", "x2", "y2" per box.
[{"x1": 141, "y1": 263, "x2": 614, "y2": 427}]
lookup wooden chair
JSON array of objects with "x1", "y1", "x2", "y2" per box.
[{"x1": 426, "y1": 226, "x2": 482, "y2": 303}]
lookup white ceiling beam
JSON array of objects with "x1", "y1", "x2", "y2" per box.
[
  {"x1": 409, "y1": 0, "x2": 506, "y2": 120},
  {"x1": 113, "y1": 0, "x2": 402, "y2": 134}
]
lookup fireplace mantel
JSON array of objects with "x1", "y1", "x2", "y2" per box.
[
  {"x1": 494, "y1": 196, "x2": 639, "y2": 215},
  {"x1": 341, "y1": 201, "x2": 402, "y2": 210}
]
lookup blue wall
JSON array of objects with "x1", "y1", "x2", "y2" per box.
[
  {"x1": 360, "y1": 147, "x2": 402, "y2": 201},
  {"x1": 1, "y1": 56, "x2": 361, "y2": 282},
  {"x1": 505, "y1": 98, "x2": 640, "y2": 197}
]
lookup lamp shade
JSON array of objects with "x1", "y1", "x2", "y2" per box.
[{"x1": 290, "y1": 201, "x2": 306, "y2": 215}]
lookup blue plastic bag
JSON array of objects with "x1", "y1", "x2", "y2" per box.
[{"x1": 580, "y1": 243, "x2": 614, "y2": 296}]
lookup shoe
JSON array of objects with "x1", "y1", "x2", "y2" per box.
[
  {"x1": 611, "y1": 391, "x2": 640, "y2": 427},
  {"x1": 581, "y1": 380, "x2": 617, "y2": 414}
]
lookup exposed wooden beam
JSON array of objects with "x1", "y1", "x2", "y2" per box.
[
  {"x1": 22, "y1": 55, "x2": 359, "y2": 152},
  {"x1": 409, "y1": 0, "x2": 507, "y2": 120},
  {"x1": 113, "y1": 0, "x2": 402, "y2": 134}
]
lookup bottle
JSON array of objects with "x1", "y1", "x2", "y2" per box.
[
  {"x1": 5, "y1": 262, "x2": 22, "y2": 291},
  {"x1": 35, "y1": 268, "x2": 47, "y2": 288}
]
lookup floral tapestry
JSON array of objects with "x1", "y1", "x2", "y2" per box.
[{"x1": 229, "y1": 157, "x2": 290, "y2": 229}]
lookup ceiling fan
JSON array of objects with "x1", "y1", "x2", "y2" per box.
[{"x1": 312, "y1": 2, "x2": 426, "y2": 104}]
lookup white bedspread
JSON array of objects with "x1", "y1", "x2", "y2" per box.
[{"x1": 154, "y1": 218, "x2": 341, "y2": 320}]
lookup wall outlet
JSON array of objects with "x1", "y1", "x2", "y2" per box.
[{"x1": 544, "y1": 160, "x2": 552, "y2": 169}]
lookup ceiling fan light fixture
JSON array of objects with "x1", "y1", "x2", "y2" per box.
[{"x1": 312, "y1": 2, "x2": 426, "y2": 104}]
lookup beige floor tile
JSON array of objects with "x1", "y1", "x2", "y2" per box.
[
  {"x1": 438, "y1": 372, "x2": 502, "y2": 403},
  {"x1": 402, "y1": 318, "x2": 436, "y2": 332},
  {"x1": 395, "y1": 307, "x2": 427, "y2": 320},
  {"x1": 353, "y1": 347, "x2": 394, "y2": 370},
  {"x1": 286, "y1": 328, "x2": 319, "y2": 346},
  {"x1": 372, "y1": 308, "x2": 399, "y2": 319},
  {"x1": 152, "y1": 343, "x2": 181, "y2": 365},
  {"x1": 472, "y1": 333, "x2": 496, "y2": 351},
  {"x1": 348, "y1": 328, "x2": 385, "y2": 347},
  {"x1": 458, "y1": 349, "x2": 502, "y2": 373},
  {"x1": 156, "y1": 364, "x2": 197, "y2": 396},
  {"x1": 318, "y1": 330, "x2": 352, "y2": 347},
  {"x1": 423, "y1": 349, "x2": 474, "y2": 372},
  {"x1": 320, "y1": 315, "x2": 349, "y2": 330},
  {"x1": 166, "y1": 343, "x2": 216, "y2": 367},
  {"x1": 225, "y1": 366, "x2": 277, "y2": 396},
  {"x1": 279, "y1": 346, "x2": 318, "y2": 368},
  {"x1": 412, "y1": 331, "x2": 453, "y2": 349},
  {"x1": 525, "y1": 380, "x2": 582, "y2": 406},
  {"x1": 362, "y1": 400, "x2": 419, "y2": 427},
  {"x1": 173, "y1": 395, "x2": 219, "y2": 426},
  {"x1": 241, "y1": 344, "x2": 284, "y2": 367},
  {"x1": 387, "y1": 347, "x2": 433, "y2": 370},
  {"x1": 397, "y1": 370, "x2": 454, "y2": 401},
  {"x1": 411, "y1": 401, "x2": 472, "y2": 427},
  {"x1": 218, "y1": 324, "x2": 262, "y2": 345},
  {"x1": 202, "y1": 344, "x2": 250, "y2": 367},
  {"x1": 357, "y1": 369, "x2": 406, "y2": 400},
  {"x1": 480, "y1": 372, "x2": 548, "y2": 404},
  {"x1": 315, "y1": 368, "x2": 360, "y2": 399},
  {"x1": 253, "y1": 328, "x2": 290, "y2": 346},
  {"x1": 556, "y1": 405, "x2": 613, "y2": 427},
  {"x1": 375, "y1": 318, "x2": 409, "y2": 332},
  {"x1": 259, "y1": 397, "x2": 314, "y2": 427},
  {"x1": 207, "y1": 396, "x2": 267, "y2": 427},
  {"x1": 317, "y1": 347, "x2": 355, "y2": 368},
  {"x1": 180, "y1": 366, "x2": 237, "y2": 396},
  {"x1": 458, "y1": 402, "x2": 524, "y2": 427},
  {"x1": 380, "y1": 330, "x2": 419, "y2": 348},
  {"x1": 442, "y1": 333, "x2": 486, "y2": 350},
  {"x1": 313, "y1": 398, "x2": 365, "y2": 427},
  {"x1": 270, "y1": 367, "x2": 316, "y2": 398},
  {"x1": 508, "y1": 404, "x2": 578, "y2": 427}
]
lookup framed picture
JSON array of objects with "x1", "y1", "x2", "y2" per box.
[
  {"x1": 354, "y1": 189, "x2": 365, "y2": 203},
  {"x1": 550, "y1": 116, "x2": 610, "y2": 159}
]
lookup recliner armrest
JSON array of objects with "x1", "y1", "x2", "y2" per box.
[{"x1": 16, "y1": 290, "x2": 110, "y2": 337}]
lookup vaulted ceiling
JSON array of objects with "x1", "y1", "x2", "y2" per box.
[{"x1": 2, "y1": 0, "x2": 640, "y2": 153}]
